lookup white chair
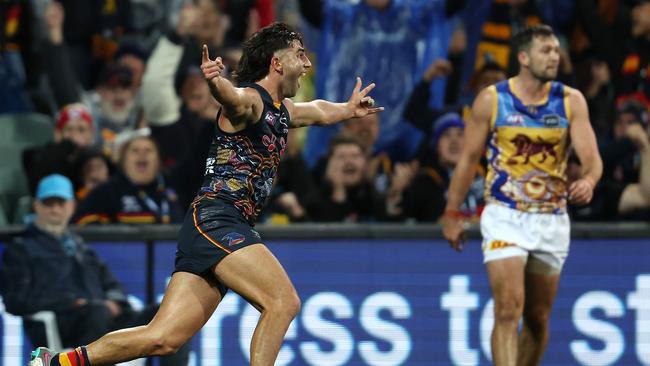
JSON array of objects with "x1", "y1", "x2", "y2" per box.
[
  {"x1": 24, "y1": 311, "x2": 145, "y2": 366},
  {"x1": 24, "y1": 311, "x2": 64, "y2": 351}
]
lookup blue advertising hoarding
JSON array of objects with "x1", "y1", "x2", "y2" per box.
[{"x1": 1, "y1": 238, "x2": 649, "y2": 365}]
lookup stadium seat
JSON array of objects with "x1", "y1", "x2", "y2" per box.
[
  {"x1": 0, "y1": 199, "x2": 8, "y2": 226},
  {"x1": 23, "y1": 311, "x2": 144, "y2": 365},
  {"x1": 24, "y1": 311, "x2": 64, "y2": 351},
  {"x1": 0, "y1": 113, "x2": 53, "y2": 224}
]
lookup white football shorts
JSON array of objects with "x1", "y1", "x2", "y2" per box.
[{"x1": 480, "y1": 203, "x2": 570, "y2": 273}]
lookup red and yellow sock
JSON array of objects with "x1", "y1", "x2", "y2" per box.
[{"x1": 50, "y1": 346, "x2": 90, "y2": 366}]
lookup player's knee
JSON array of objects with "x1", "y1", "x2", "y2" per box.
[
  {"x1": 267, "y1": 291, "x2": 301, "y2": 319},
  {"x1": 493, "y1": 299, "x2": 523, "y2": 324},
  {"x1": 285, "y1": 292, "x2": 301, "y2": 318},
  {"x1": 524, "y1": 310, "x2": 550, "y2": 334}
]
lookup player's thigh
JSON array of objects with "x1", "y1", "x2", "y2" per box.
[
  {"x1": 147, "y1": 271, "x2": 222, "y2": 344},
  {"x1": 213, "y1": 243, "x2": 298, "y2": 311},
  {"x1": 523, "y1": 258, "x2": 561, "y2": 318},
  {"x1": 486, "y1": 256, "x2": 526, "y2": 309}
]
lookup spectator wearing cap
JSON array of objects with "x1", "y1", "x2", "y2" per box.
[
  {"x1": 113, "y1": 42, "x2": 148, "y2": 89},
  {"x1": 73, "y1": 133, "x2": 184, "y2": 225},
  {"x1": 54, "y1": 103, "x2": 95, "y2": 148},
  {"x1": 0, "y1": 174, "x2": 190, "y2": 365},
  {"x1": 93, "y1": 64, "x2": 138, "y2": 146},
  {"x1": 43, "y1": 2, "x2": 141, "y2": 157},
  {"x1": 22, "y1": 103, "x2": 97, "y2": 198},
  {"x1": 400, "y1": 112, "x2": 486, "y2": 222}
]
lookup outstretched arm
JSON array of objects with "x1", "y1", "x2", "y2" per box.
[
  {"x1": 568, "y1": 88, "x2": 603, "y2": 205},
  {"x1": 285, "y1": 77, "x2": 384, "y2": 128},
  {"x1": 200, "y1": 45, "x2": 262, "y2": 127},
  {"x1": 441, "y1": 86, "x2": 493, "y2": 251}
]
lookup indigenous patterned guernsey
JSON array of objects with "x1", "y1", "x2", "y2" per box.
[
  {"x1": 485, "y1": 78, "x2": 571, "y2": 214},
  {"x1": 199, "y1": 83, "x2": 288, "y2": 224}
]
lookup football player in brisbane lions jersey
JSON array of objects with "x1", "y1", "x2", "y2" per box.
[{"x1": 442, "y1": 25, "x2": 602, "y2": 366}]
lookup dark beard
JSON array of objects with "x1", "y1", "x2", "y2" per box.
[{"x1": 531, "y1": 69, "x2": 555, "y2": 83}]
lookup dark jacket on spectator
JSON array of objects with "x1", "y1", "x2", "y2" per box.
[
  {"x1": 304, "y1": 181, "x2": 385, "y2": 222},
  {"x1": 73, "y1": 172, "x2": 184, "y2": 225},
  {"x1": 0, "y1": 224, "x2": 129, "y2": 315}
]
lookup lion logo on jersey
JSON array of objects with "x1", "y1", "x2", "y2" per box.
[{"x1": 507, "y1": 134, "x2": 558, "y2": 165}]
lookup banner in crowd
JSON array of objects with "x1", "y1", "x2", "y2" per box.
[{"x1": 1, "y1": 238, "x2": 649, "y2": 365}]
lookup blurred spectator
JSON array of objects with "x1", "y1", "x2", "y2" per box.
[
  {"x1": 444, "y1": 22, "x2": 468, "y2": 105},
  {"x1": 73, "y1": 133, "x2": 183, "y2": 224},
  {"x1": 310, "y1": 113, "x2": 418, "y2": 218},
  {"x1": 221, "y1": 0, "x2": 274, "y2": 48},
  {"x1": 171, "y1": 0, "x2": 229, "y2": 97},
  {"x1": 113, "y1": 41, "x2": 148, "y2": 89},
  {"x1": 401, "y1": 112, "x2": 485, "y2": 222},
  {"x1": 43, "y1": 1, "x2": 141, "y2": 156},
  {"x1": 601, "y1": 101, "x2": 649, "y2": 184},
  {"x1": 54, "y1": 103, "x2": 96, "y2": 148},
  {"x1": 262, "y1": 129, "x2": 316, "y2": 223},
  {"x1": 473, "y1": 0, "x2": 542, "y2": 74},
  {"x1": 0, "y1": 174, "x2": 189, "y2": 365},
  {"x1": 304, "y1": 134, "x2": 387, "y2": 222},
  {"x1": 616, "y1": 2, "x2": 650, "y2": 109},
  {"x1": 575, "y1": 53, "x2": 615, "y2": 138},
  {"x1": 73, "y1": 148, "x2": 113, "y2": 200},
  {"x1": 141, "y1": 2, "x2": 226, "y2": 199},
  {"x1": 573, "y1": 0, "x2": 650, "y2": 110},
  {"x1": 274, "y1": 0, "x2": 302, "y2": 28},
  {"x1": 93, "y1": 64, "x2": 140, "y2": 151},
  {"x1": 57, "y1": 0, "x2": 133, "y2": 89},
  {"x1": 0, "y1": 0, "x2": 37, "y2": 112},
  {"x1": 22, "y1": 103, "x2": 95, "y2": 196},
  {"x1": 340, "y1": 115, "x2": 384, "y2": 183},
  {"x1": 300, "y1": 0, "x2": 466, "y2": 169},
  {"x1": 404, "y1": 58, "x2": 506, "y2": 150},
  {"x1": 571, "y1": 111, "x2": 650, "y2": 220}
]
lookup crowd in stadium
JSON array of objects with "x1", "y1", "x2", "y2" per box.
[{"x1": 1, "y1": 0, "x2": 649, "y2": 226}]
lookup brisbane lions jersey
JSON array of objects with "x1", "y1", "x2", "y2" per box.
[{"x1": 485, "y1": 78, "x2": 571, "y2": 214}]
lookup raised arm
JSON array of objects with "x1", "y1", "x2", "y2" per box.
[
  {"x1": 441, "y1": 86, "x2": 493, "y2": 251},
  {"x1": 617, "y1": 123, "x2": 650, "y2": 214},
  {"x1": 285, "y1": 77, "x2": 384, "y2": 128},
  {"x1": 568, "y1": 87, "x2": 603, "y2": 205},
  {"x1": 200, "y1": 45, "x2": 262, "y2": 126}
]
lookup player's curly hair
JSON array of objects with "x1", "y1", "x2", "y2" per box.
[{"x1": 233, "y1": 22, "x2": 304, "y2": 84}]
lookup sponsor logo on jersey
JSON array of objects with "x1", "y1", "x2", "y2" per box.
[
  {"x1": 542, "y1": 114, "x2": 561, "y2": 127},
  {"x1": 506, "y1": 113, "x2": 525, "y2": 125}
]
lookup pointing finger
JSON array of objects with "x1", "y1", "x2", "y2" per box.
[{"x1": 202, "y1": 44, "x2": 210, "y2": 63}]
